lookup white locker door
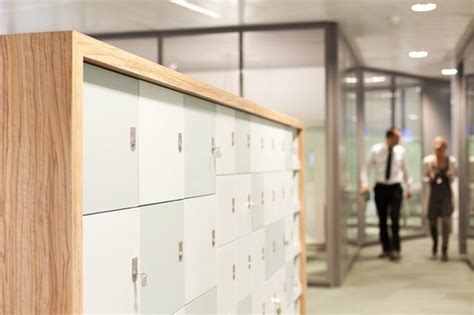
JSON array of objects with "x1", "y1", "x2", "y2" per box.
[
  {"x1": 265, "y1": 220, "x2": 285, "y2": 280},
  {"x1": 291, "y1": 172, "x2": 301, "y2": 214},
  {"x1": 236, "y1": 294, "x2": 252, "y2": 315},
  {"x1": 293, "y1": 256, "x2": 302, "y2": 301},
  {"x1": 216, "y1": 105, "x2": 236, "y2": 175},
  {"x1": 251, "y1": 284, "x2": 267, "y2": 315},
  {"x1": 251, "y1": 174, "x2": 265, "y2": 232},
  {"x1": 284, "y1": 215, "x2": 293, "y2": 263},
  {"x1": 283, "y1": 128, "x2": 294, "y2": 171},
  {"x1": 271, "y1": 268, "x2": 287, "y2": 314},
  {"x1": 174, "y1": 307, "x2": 185, "y2": 315},
  {"x1": 217, "y1": 242, "x2": 237, "y2": 314},
  {"x1": 216, "y1": 175, "x2": 237, "y2": 247},
  {"x1": 285, "y1": 262, "x2": 294, "y2": 307},
  {"x1": 252, "y1": 229, "x2": 266, "y2": 288},
  {"x1": 83, "y1": 208, "x2": 140, "y2": 314},
  {"x1": 184, "y1": 287, "x2": 217, "y2": 315},
  {"x1": 235, "y1": 111, "x2": 251, "y2": 174},
  {"x1": 264, "y1": 173, "x2": 278, "y2": 225},
  {"x1": 140, "y1": 201, "x2": 185, "y2": 314},
  {"x1": 139, "y1": 81, "x2": 184, "y2": 205},
  {"x1": 250, "y1": 117, "x2": 265, "y2": 173},
  {"x1": 184, "y1": 195, "x2": 217, "y2": 303},
  {"x1": 83, "y1": 63, "x2": 139, "y2": 214},
  {"x1": 262, "y1": 121, "x2": 274, "y2": 172},
  {"x1": 292, "y1": 213, "x2": 302, "y2": 255},
  {"x1": 184, "y1": 95, "x2": 216, "y2": 198},
  {"x1": 235, "y1": 174, "x2": 253, "y2": 238},
  {"x1": 236, "y1": 234, "x2": 253, "y2": 302},
  {"x1": 282, "y1": 172, "x2": 293, "y2": 217}
]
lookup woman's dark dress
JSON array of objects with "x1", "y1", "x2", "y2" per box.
[{"x1": 428, "y1": 157, "x2": 453, "y2": 221}]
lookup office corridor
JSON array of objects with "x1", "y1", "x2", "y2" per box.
[{"x1": 308, "y1": 238, "x2": 474, "y2": 315}]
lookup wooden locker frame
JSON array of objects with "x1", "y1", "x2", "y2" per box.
[{"x1": 0, "y1": 31, "x2": 306, "y2": 314}]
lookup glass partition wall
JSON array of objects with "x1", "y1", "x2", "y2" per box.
[{"x1": 356, "y1": 69, "x2": 427, "y2": 246}]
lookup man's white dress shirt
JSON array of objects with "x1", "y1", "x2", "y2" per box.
[{"x1": 361, "y1": 142, "x2": 413, "y2": 191}]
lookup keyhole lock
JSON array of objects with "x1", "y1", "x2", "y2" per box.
[{"x1": 130, "y1": 127, "x2": 137, "y2": 151}]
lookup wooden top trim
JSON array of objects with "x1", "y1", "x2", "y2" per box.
[{"x1": 72, "y1": 31, "x2": 303, "y2": 130}]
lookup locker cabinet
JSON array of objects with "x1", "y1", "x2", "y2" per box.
[
  {"x1": 184, "y1": 95, "x2": 216, "y2": 198},
  {"x1": 216, "y1": 175, "x2": 237, "y2": 247},
  {"x1": 217, "y1": 242, "x2": 237, "y2": 314},
  {"x1": 139, "y1": 81, "x2": 184, "y2": 205},
  {"x1": 0, "y1": 33, "x2": 305, "y2": 315},
  {"x1": 235, "y1": 174, "x2": 253, "y2": 238},
  {"x1": 83, "y1": 209, "x2": 140, "y2": 313},
  {"x1": 83, "y1": 64, "x2": 139, "y2": 214},
  {"x1": 184, "y1": 287, "x2": 217, "y2": 315},
  {"x1": 265, "y1": 220, "x2": 285, "y2": 279},
  {"x1": 216, "y1": 105, "x2": 236, "y2": 175},
  {"x1": 140, "y1": 201, "x2": 185, "y2": 314},
  {"x1": 235, "y1": 111, "x2": 251, "y2": 173},
  {"x1": 184, "y1": 195, "x2": 217, "y2": 304}
]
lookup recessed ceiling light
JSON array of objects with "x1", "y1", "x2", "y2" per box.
[
  {"x1": 365, "y1": 76, "x2": 386, "y2": 84},
  {"x1": 411, "y1": 3, "x2": 437, "y2": 12},
  {"x1": 345, "y1": 77, "x2": 358, "y2": 84},
  {"x1": 409, "y1": 51, "x2": 428, "y2": 58},
  {"x1": 441, "y1": 68, "x2": 457, "y2": 76},
  {"x1": 170, "y1": 0, "x2": 221, "y2": 19}
]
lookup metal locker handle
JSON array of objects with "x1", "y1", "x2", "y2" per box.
[
  {"x1": 247, "y1": 134, "x2": 250, "y2": 148},
  {"x1": 178, "y1": 132, "x2": 183, "y2": 153},
  {"x1": 232, "y1": 264, "x2": 236, "y2": 280},
  {"x1": 231, "y1": 132, "x2": 235, "y2": 147},
  {"x1": 262, "y1": 248, "x2": 265, "y2": 260},
  {"x1": 260, "y1": 137, "x2": 264, "y2": 149},
  {"x1": 261, "y1": 192, "x2": 264, "y2": 205},
  {"x1": 178, "y1": 241, "x2": 183, "y2": 262},
  {"x1": 132, "y1": 257, "x2": 138, "y2": 283},
  {"x1": 130, "y1": 127, "x2": 137, "y2": 152},
  {"x1": 273, "y1": 241, "x2": 276, "y2": 253},
  {"x1": 212, "y1": 230, "x2": 216, "y2": 247},
  {"x1": 248, "y1": 255, "x2": 252, "y2": 269},
  {"x1": 232, "y1": 198, "x2": 235, "y2": 213}
]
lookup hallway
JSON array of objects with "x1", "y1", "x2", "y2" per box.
[{"x1": 308, "y1": 238, "x2": 474, "y2": 315}]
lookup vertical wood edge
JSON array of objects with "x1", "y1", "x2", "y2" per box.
[
  {"x1": 0, "y1": 31, "x2": 78, "y2": 314},
  {"x1": 297, "y1": 129, "x2": 307, "y2": 315},
  {"x1": 71, "y1": 31, "x2": 84, "y2": 314}
]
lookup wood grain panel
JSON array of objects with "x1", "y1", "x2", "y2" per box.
[
  {"x1": 0, "y1": 32, "x2": 81, "y2": 314},
  {"x1": 73, "y1": 32, "x2": 303, "y2": 130},
  {"x1": 297, "y1": 130, "x2": 307, "y2": 315}
]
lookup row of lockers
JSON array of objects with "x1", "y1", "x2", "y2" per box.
[
  {"x1": 83, "y1": 64, "x2": 300, "y2": 215},
  {"x1": 83, "y1": 195, "x2": 301, "y2": 314},
  {"x1": 216, "y1": 171, "x2": 300, "y2": 247},
  {"x1": 173, "y1": 257, "x2": 302, "y2": 315}
]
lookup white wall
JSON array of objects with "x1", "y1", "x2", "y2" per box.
[{"x1": 184, "y1": 70, "x2": 240, "y2": 96}]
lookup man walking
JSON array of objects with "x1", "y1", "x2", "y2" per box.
[{"x1": 361, "y1": 127, "x2": 412, "y2": 261}]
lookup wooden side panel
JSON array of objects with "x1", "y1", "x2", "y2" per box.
[
  {"x1": 74, "y1": 32, "x2": 303, "y2": 130},
  {"x1": 0, "y1": 32, "x2": 80, "y2": 314},
  {"x1": 297, "y1": 130, "x2": 307, "y2": 315}
]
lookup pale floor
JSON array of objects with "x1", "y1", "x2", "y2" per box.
[{"x1": 307, "y1": 237, "x2": 474, "y2": 315}]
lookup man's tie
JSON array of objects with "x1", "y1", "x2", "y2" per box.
[{"x1": 385, "y1": 147, "x2": 393, "y2": 181}]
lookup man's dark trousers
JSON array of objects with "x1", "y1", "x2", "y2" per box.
[{"x1": 374, "y1": 183, "x2": 403, "y2": 252}]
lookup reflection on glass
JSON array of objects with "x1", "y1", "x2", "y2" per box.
[
  {"x1": 467, "y1": 75, "x2": 474, "y2": 264},
  {"x1": 343, "y1": 71, "x2": 358, "y2": 252},
  {"x1": 363, "y1": 72, "x2": 392, "y2": 241},
  {"x1": 396, "y1": 79, "x2": 423, "y2": 233}
]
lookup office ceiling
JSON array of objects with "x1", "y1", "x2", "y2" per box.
[{"x1": 0, "y1": 0, "x2": 472, "y2": 78}]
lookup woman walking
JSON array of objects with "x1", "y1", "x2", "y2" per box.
[{"x1": 423, "y1": 137, "x2": 457, "y2": 262}]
